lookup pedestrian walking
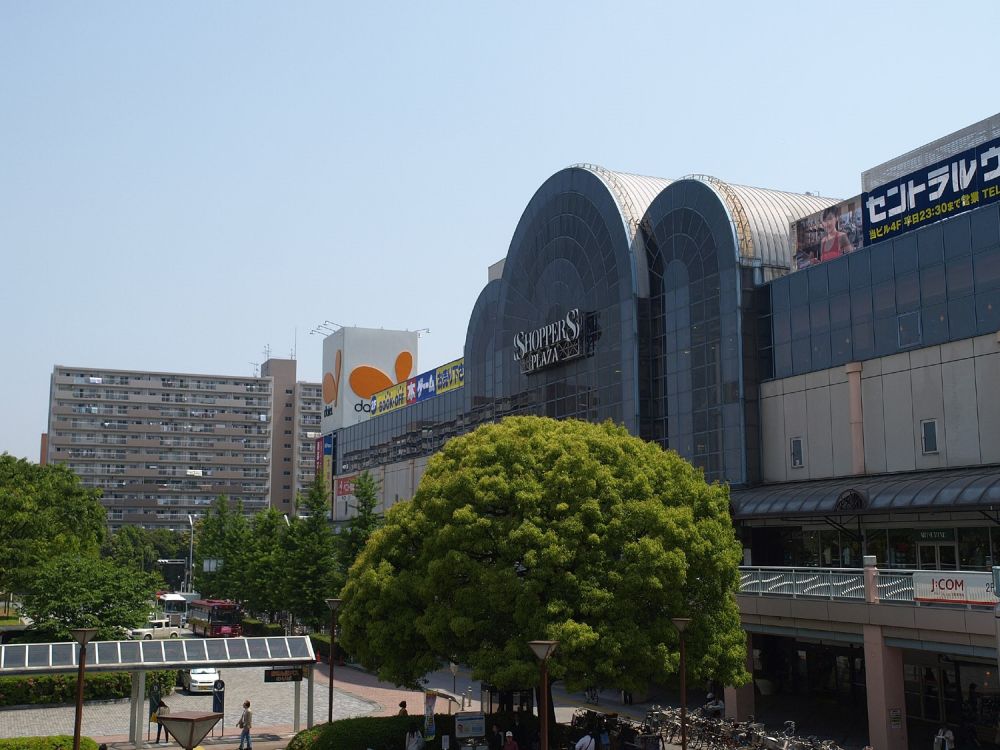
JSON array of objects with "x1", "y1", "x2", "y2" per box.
[
  {"x1": 503, "y1": 730, "x2": 520, "y2": 750},
  {"x1": 237, "y1": 699, "x2": 253, "y2": 750},
  {"x1": 399, "y1": 700, "x2": 409, "y2": 716},
  {"x1": 155, "y1": 700, "x2": 170, "y2": 743}
]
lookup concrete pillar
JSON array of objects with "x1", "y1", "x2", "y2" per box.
[
  {"x1": 845, "y1": 362, "x2": 866, "y2": 476},
  {"x1": 129, "y1": 670, "x2": 146, "y2": 745},
  {"x1": 863, "y1": 624, "x2": 907, "y2": 750},
  {"x1": 724, "y1": 633, "x2": 756, "y2": 721},
  {"x1": 307, "y1": 663, "x2": 315, "y2": 729},
  {"x1": 864, "y1": 555, "x2": 879, "y2": 603}
]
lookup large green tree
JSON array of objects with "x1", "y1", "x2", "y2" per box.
[
  {"x1": 193, "y1": 495, "x2": 252, "y2": 599},
  {"x1": 20, "y1": 553, "x2": 160, "y2": 640},
  {"x1": 284, "y1": 477, "x2": 340, "y2": 629},
  {"x1": 335, "y1": 470, "x2": 383, "y2": 574},
  {"x1": 243, "y1": 507, "x2": 292, "y2": 620},
  {"x1": 339, "y1": 416, "x2": 748, "y2": 693},
  {"x1": 0, "y1": 455, "x2": 105, "y2": 593},
  {"x1": 102, "y1": 525, "x2": 160, "y2": 573}
]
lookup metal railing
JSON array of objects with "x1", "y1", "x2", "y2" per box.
[
  {"x1": 739, "y1": 566, "x2": 993, "y2": 608},
  {"x1": 739, "y1": 567, "x2": 866, "y2": 600}
]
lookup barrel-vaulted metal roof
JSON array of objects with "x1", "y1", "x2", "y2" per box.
[
  {"x1": 691, "y1": 178, "x2": 838, "y2": 277},
  {"x1": 573, "y1": 164, "x2": 672, "y2": 244}
]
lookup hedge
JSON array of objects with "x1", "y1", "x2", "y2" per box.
[
  {"x1": 0, "y1": 670, "x2": 175, "y2": 708},
  {"x1": 242, "y1": 618, "x2": 285, "y2": 637},
  {"x1": 287, "y1": 713, "x2": 564, "y2": 750},
  {"x1": 0, "y1": 737, "x2": 99, "y2": 750},
  {"x1": 308, "y1": 634, "x2": 348, "y2": 663}
]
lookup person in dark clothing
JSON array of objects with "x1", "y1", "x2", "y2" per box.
[{"x1": 488, "y1": 723, "x2": 504, "y2": 750}]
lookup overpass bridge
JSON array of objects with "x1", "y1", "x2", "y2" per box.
[{"x1": 731, "y1": 562, "x2": 1000, "y2": 750}]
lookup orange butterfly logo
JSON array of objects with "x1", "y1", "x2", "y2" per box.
[{"x1": 323, "y1": 350, "x2": 413, "y2": 405}]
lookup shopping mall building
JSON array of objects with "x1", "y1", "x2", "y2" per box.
[{"x1": 322, "y1": 115, "x2": 1000, "y2": 749}]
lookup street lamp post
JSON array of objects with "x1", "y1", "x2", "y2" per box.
[
  {"x1": 449, "y1": 662, "x2": 459, "y2": 714},
  {"x1": 672, "y1": 618, "x2": 692, "y2": 750},
  {"x1": 71, "y1": 627, "x2": 99, "y2": 750},
  {"x1": 528, "y1": 640, "x2": 558, "y2": 750},
  {"x1": 187, "y1": 514, "x2": 195, "y2": 593},
  {"x1": 325, "y1": 598, "x2": 343, "y2": 724}
]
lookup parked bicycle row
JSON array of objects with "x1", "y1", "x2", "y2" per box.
[{"x1": 566, "y1": 704, "x2": 846, "y2": 750}]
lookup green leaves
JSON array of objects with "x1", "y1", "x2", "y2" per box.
[{"x1": 339, "y1": 416, "x2": 749, "y2": 693}]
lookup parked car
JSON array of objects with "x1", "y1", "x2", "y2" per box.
[
  {"x1": 129, "y1": 618, "x2": 187, "y2": 640},
  {"x1": 179, "y1": 667, "x2": 221, "y2": 694}
]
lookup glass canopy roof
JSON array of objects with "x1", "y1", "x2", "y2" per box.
[{"x1": 0, "y1": 636, "x2": 315, "y2": 676}]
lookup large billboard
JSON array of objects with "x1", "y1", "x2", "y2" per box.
[
  {"x1": 370, "y1": 358, "x2": 465, "y2": 418},
  {"x1": 791, "y1": 198, "x2": 864, "y2": 270},
  {"x1": 863, "y1": 134, "x2": 1000, "y2": 245},
  {"x1": 320, "y1": 327, "x2": 419, "y2": 434}
]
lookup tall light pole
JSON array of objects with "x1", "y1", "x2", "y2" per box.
[
  {"x1": 672, "y1": 618, "x2": 692, "y2": 750},
  {"x1": 187, "y1": 514, "x2": 195, "y2": 593},
  {"x1": 71, "y1": 627, "x2": 99, "y2": 750},
  {"x1": 449, "y1": 662, "x2": 459, "y2": 714},
  {"x1": 325, "y1": 598, "x2": 342, "y2": 724},
  {"x1": 528, "y1": 640, "x2": 558, "y2": 750}
]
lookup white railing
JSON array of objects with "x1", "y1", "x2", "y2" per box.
[
  {"x1": 739, "y1": 567, "x2": 865, "y2": 600},
  {"x1": 739, "y1": 566, "x2": 992, "y2": 608}
]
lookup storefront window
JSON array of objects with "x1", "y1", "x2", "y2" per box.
[
  {"x1": 888, "y1": 529, "x2": 917, "y2": 569},
  {"x1": 820, "y1": 530, "x2": 841, "y2": 567},
  {"x1": 865, "y1": 529, "x2": 888, "y2": 567},
  {"x1": 959, "y1": 527, "x2": 991, "y2": 570},
  {"x1": 801, "y1": 530, "x2": 821, "y2": 567}
]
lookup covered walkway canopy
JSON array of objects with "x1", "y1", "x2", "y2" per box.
[
  {"x1": 730, "y1": 465, "x2": 1000, "y2": 520},
  {"x1": 0, "y1": 635, "x2": 315, "y2": 676}
]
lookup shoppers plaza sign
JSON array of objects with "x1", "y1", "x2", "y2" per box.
[{"x1": 513, "y1": 309, "x2": 586, "y2": 374}]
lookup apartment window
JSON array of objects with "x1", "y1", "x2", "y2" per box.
[
  {"x1": 921, "y1": 419, "x2": 939, "y2": 454},
  {"x1": 790, "y1": 437, "x2": 805, "y2": 469}
]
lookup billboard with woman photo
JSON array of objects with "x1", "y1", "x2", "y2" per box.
[{"x1": 790, "y1": 197, "x2": 863, "y2": 270}]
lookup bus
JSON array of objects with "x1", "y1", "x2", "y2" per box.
[{"x1": 187, "y1": 599, "x2": 243, "y2": 637}]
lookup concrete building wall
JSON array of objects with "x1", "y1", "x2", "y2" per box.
[{"x1": 760, "y1": 332, "x2": 1000, "y2": 482}]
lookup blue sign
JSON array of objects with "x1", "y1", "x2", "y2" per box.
[{"x1": 864, "y1": 135, "x2": 1000, "y2": 245}]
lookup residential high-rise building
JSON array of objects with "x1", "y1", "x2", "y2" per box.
[{"x1": 46, "y1": 359, "x2": 320, "y2": 530}]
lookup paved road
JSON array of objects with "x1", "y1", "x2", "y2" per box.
[{"x1": 0, "y1": 666, "x2": 376, "y2": 742}]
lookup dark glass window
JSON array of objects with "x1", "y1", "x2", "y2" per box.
[
  {"x1": 921, "y1": 304, "x2": 949, "y2": 345},
  {"x1": 831, "y1": 328, "x2": 852, "y2": 364},
  {"x1": 944, "y1": 215, "x2": 972, "y2": 259},
  {"x1": 774, "y1": 343, "x2": 792, "y2": 378},
  {"x1": 947, "y1": 256, "x2": 974, "y2": 298},
  {"x1": 771, "y1": 280, "x2": 790, "y2": 312},
  {"x1": 791, "y1": 338, "x2": 811, "y2": 374},
  {"x1": 811, "y1": 334, "x2": 831, "y2": 370},
  {"x1": 872, "y1": 281, "x2": 896, "y2": 318},
  {"x1": 808, "y1": 266, "x2": 829, "y2": 298},
  {"x1": 918, "y1": 224, "x2": 944, "y2": 267},
  {"x1": 810, "y1": 299, "x2": 830, "y2": 334},
  {"x1": 974, "y1": 246, "x2": 1000, "y2": 292},
  {"x1": 895, "y1": 272, "x2": 920, "y2": 313},
  {"x1": 830, "y1": 293, "x2": 851, "y2": 328},
  {"x1": 971, "y1": 205, "x2": 1000, "y2": 251},
  {"x1": 977, "y1": 293, "x2": 1000, "y2": 333},
  {"x1": 773, "y1": 310, "x2": 791, "y2": 345},
  {"x1": 893, "y1": 234, "x2": 918, "y2": 274},
  {"x1": 920, "y1": 265, "x2": 947, "y2": 306},
  {"x1": 874, "y1": 316, "x2": 899, "y2": 355},
  {"x1": 828, "y1": 260, "x2": 850, "y2": 293},
  {"x1": 870, "y1": 243, "x2": 894, "y2": 282},
  {"x1": 789, "y1": 272, "x2": 809, "y2": 307},
  {"x1": 949, "y1": 297, "x2": 976, "y2": 339},
  {"x1": 790, "y1": 307, "x2": 811, "y2": 340},
  {"x1": 851, "y1": 288, "x2": 873, "y2": 322},
  {"x1": 849, "y1": 251, "x2": 871, "y2": 289},
  {"x1": 852, "y1": 320, "x2": 874, "y2": 359}
]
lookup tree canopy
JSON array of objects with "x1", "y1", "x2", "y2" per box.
[
  {"x1": 335, "y1": 470, "x2": 382, "y2": 574},
  {"x1": 0, "y1": 454, "x2": 105, "y2": 593},
  {"x1": 20, "y1": 553, "x2": 160, "y2": 640},
  {"x1": 338, "y1": 416, "x2": 748, "y2": 692}
]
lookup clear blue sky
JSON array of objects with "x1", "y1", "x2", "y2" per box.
[{"x1": 1, "y1": 1, "x2": 997, "y2": 461}]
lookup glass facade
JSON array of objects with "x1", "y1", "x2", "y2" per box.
[{"x1": 762, "y1": 204, "x2": 1000, "y2": 379}]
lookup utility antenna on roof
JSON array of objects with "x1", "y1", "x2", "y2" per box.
[
  {"x1": 249, "y1": 361, "x2": 260, "y2": 377},
  {"x1": 291, "y1": 327, "x2": 297, "y2": 360},
  {"x1": 263, "y1": 344, "x2": 271, "y2": 362}
]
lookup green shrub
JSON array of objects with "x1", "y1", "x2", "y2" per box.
[
  {"x1": 308, "y1": 634, "x2": 347, "y2": 663},
  {"x1": 0, "y1": 736, "x2": 99, "y2": 750},
  {"x1": 242, "y1": 618, "x2": 285, "y2": 637},
  {"x1": 0, "y1": 670, "x2": 175, "y2": 708}
]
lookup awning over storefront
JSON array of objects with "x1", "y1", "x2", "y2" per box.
[{"x1": 731, "y1": 466, "x2": 1000, "y2": 520}]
